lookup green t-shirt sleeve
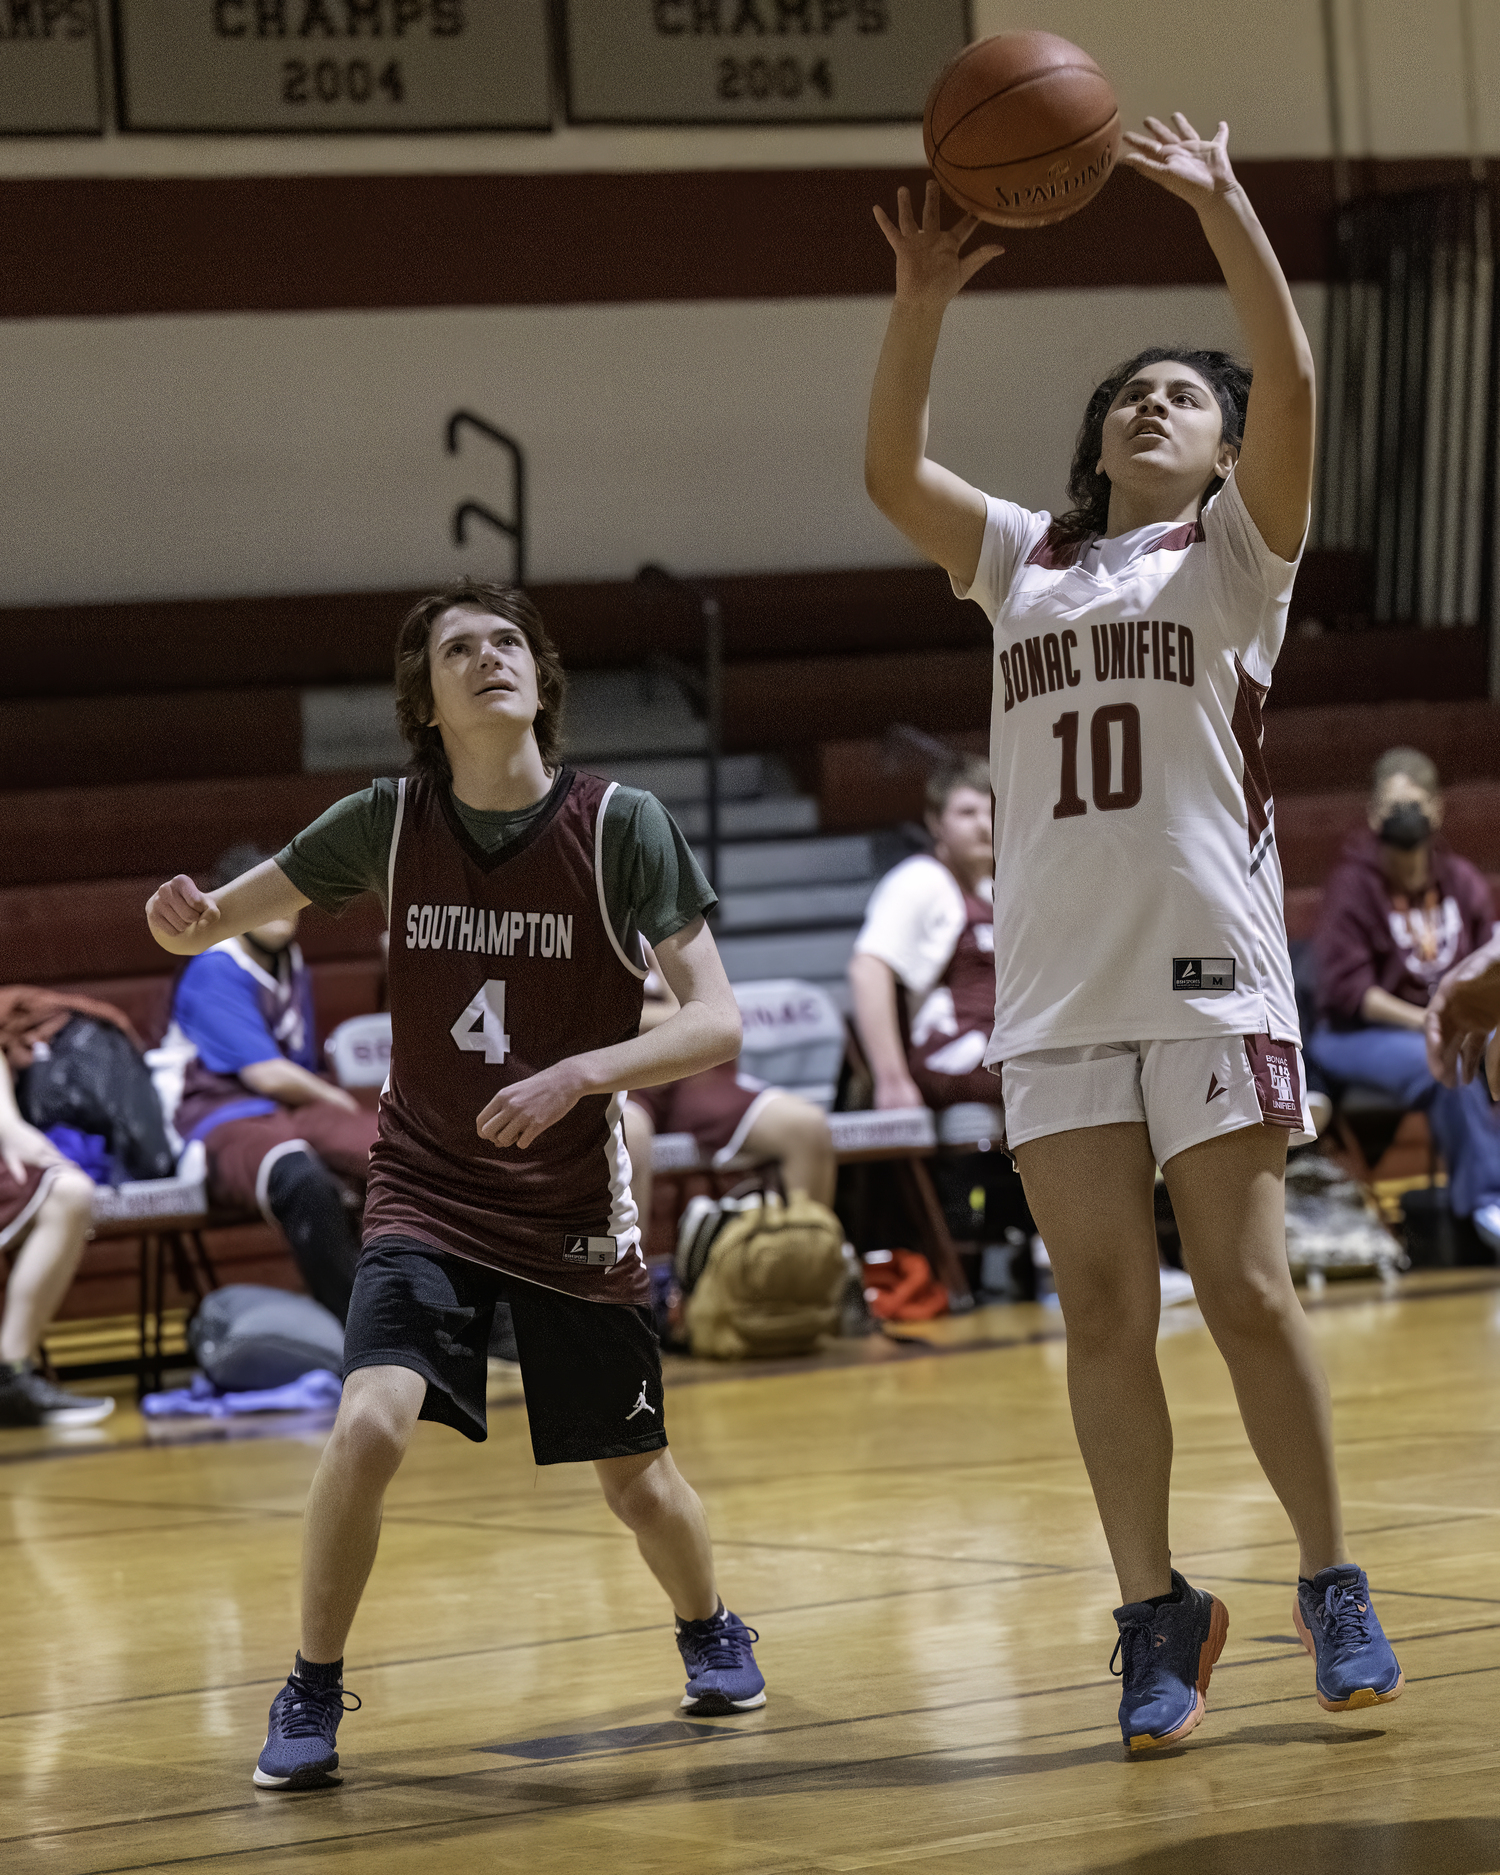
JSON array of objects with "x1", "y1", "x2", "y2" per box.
[
  {"x1": 275, "y1": 779, "x2": 398, "y2": 917},
  {"x1": 601, "y1": 786, "x2": 716, "y2": 960}
]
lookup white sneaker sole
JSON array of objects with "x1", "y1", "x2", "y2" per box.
[
  {"x1": 41, "y1": 1399, "x2": 116, "y2": 1427},
  {"x1": 680, "y1": 1689, "x2": 767, "y2": 1712}
]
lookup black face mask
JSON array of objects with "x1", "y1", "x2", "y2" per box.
[{"x1": 1378, "y1": 802, "x2": 1432, "y2": 851}]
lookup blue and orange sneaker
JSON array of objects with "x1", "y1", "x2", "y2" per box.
[
  {"x1": 1111, "y1": 1569, "x2": 1229, "y2": 1752},
  {"x1": 676, "y1": 1604, "x2": 766, "y2": 1715},
  {"x1": 252, "y1": 1664, "x2": 360, "y2": 1790},
  {"x1": 1294, "y1": 1564, "x2": 1403, "y2": 1711}
]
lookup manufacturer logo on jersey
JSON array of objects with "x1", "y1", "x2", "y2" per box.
[
  {"x1": 563, "y1": 1235, "x2": 623, "y2": 1266},
  {"x1": 1205, "y1": 1073, "x2": 1228, "y2": 1104},
  {"x1": 1173, "y1": 957, "x2": 1236, "y2": 992},
  {"x1": 625, "y1": 1381, "x2": 658, "y2": 1421}
]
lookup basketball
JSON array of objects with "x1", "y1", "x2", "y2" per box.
[{"x1": 924, "y1": 31, "x2": 1121, "y2": 229}]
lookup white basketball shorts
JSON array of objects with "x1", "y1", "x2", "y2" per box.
[{"x1": 999, "y1": 1034, "x2": 1317, "y2": 1166}]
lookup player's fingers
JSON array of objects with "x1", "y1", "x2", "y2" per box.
[
  {"x1": 951, "y1": 211, "x2": 979, "y2": 242},
  {"x1": 872, "y1": 203, "x2": 900, "y2": 249},
  {"x1": 1142, "y1": 115, "x2": 1176, "y2": 142},
  {"x1": 958, "y1": 244, "x2": 1004, "y2": 285},
  {"x1": 1214, "y1": 120, "x2": 1230, "y2": 148},
  {"x1": 922, "y1": 178, "x2": 941, "y2": 228},
  {"x1": 1172, "y1": 111, "x2": 1202, "y2": 142},
  {"x1": 895, "y1": 186, "x2": 917, "y2": 235}
]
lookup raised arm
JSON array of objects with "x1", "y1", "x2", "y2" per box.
[
  {"x1": 864, "y1": 181, "x2": 1005, "y2": 587},
  {"x1": 1122, "y1": 116, "x2": 1315, "y2": 560},
  {"x1": 476, "y1": 915, "x2": 741, "y2": 1151},
  {"x1": 146, "y1": 860, "x2": 311, "y2": 958}
]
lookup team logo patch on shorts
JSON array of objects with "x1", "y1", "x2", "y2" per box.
[
  {"x1": 1173, "y1": 957, "x2": 1236, "y2": 992},
  {"x1": 563, "y1": 1235, "x2": 623, "y2": 1266},
  {"x1": 1243, "y1": 1036, "x2": 1303, "y2": 1126}
]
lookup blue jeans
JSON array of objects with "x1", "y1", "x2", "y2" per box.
[{"x1": 1307, "y1": 1023, "x2": 1500, "y2": 1216}]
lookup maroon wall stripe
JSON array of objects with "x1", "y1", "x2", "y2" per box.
[
  {"x1": 0, "y1": 568, "x2": 984, "y2": 699},
  {"x1": 6, "y1": 157, "x2": 1465, "y2": 320}
]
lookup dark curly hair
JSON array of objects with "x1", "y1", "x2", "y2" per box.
[
  {"x1": 393, "y1": 581, "x2": 566, "y2": 785},
  {"x1": 1046, "y1": 347, "x2": 1253, "y2": 555}
]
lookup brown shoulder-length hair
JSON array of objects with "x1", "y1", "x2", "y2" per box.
[
  {"x1": 393, "y1": 581, "x2": 567, "y2": 784},
  {"x1": 1047, "y1": 346, "x2": 1253, "y2": 555}
]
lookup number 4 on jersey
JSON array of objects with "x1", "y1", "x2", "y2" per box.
[{"x1": 451, "y1": 980, "x2": 511, "y2": 1065}]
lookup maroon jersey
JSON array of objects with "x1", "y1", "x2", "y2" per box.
[
  {"x1": 363, "y1": 769, "x2": 650, "y2": 1304},
  {"x1": 909, "y1": 885, "x2": 999, "y2": 1107}
]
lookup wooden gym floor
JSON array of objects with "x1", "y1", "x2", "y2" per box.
[{"x1": 5, "y1": 1271, "x2": 1500, "y2": 1875}]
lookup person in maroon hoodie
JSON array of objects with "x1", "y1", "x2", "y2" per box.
[{"x1": 1308, "y1": 746, "x2": 1500, "y2": 1242}]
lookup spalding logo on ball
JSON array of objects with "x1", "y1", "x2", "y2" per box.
[{"x1": 924, "y1": 31, "x2": 1121, "y2": 229}]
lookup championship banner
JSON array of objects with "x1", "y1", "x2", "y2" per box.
[
  {"x1": 114, "y1": 0, "x2": 551, "y2": 132},
  {"x1": 562, "y1": 0, "x2": 970, "y2": 125},
  {"x1": 0, "y1": 1, "x2": 104, "y2": 133}
]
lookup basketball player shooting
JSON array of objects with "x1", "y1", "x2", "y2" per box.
[
  {"x1": 146, "y1": 585, "x2": 765, "y2": 1791},
  {"x1": 864, "y1": 114, "x2": 1403, "y2": 1748}
]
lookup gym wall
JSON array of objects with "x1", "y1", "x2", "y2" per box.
[{"x1": 0, "y1": 0, "x2": 1487, "y2": 607}]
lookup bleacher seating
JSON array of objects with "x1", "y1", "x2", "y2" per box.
[{"x1": 5, "y1": 571, "x2": 1499, "y2": 1355}]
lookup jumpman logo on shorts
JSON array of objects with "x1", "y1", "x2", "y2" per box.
[{"x1": 625, "y1": 1381, "x2": 657, "y2": 1421}]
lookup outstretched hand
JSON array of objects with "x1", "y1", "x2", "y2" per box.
[
  {"x1": 1121, "y1": 114, "x2": 1238, "y2": 209},
  {"x1": 873, "y1": 180, "x2": 1004, "y2": 310}
]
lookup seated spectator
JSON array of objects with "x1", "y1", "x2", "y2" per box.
[
  {"x1": 847, "y1": 756, "x2": 996, "y2": 1110},
  {"x1": 170, "y1": 844, "x2": 377, "y2": 1322},
  {"x1": 1307, "y1": 747, "x2": 1500, "y2": 1245},
  {"x1": 0, "y1": 1050, "x2": 114, "y2": 1427},
  {"x1": 624, "y1": 956, "x2": 836, "y2": 1243}
]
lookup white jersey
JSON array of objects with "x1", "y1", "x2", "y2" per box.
[{"x1": 953, "y1": 471, "x2": 1303, "y2": 1062}]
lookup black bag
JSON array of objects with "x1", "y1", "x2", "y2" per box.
[
  {"x1": 188, "y1": 1284, "x2": 345, "y2": 1391},
  {"x1": 18, "y1": 1015, "x2": 174, "y2": 1182}
]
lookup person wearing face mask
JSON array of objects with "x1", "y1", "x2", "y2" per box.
[
  {"x1": 169, "y1": 843, "x2": 377, "y2": 1324},
  {"x1": 1307, "y1": 748, "x2": 1500, "y2": 1243}
]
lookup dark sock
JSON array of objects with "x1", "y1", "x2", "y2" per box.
[
  {"x1": 678, "y1": 1600, "x2": 724, "y2": 1630},
  {"x1": 295, "y1": 1652, "x2": 343, "y2": 1690},
  {"x1": 1146, "y1": 1586, "x2": 1182, "y2": 1610}
]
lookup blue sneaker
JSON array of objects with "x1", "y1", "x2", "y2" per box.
[
  {"x1": 676, "y1": 1605, "x2": 766, "y2": 1715},
  {"x1": 1294, "y1": 1564, "x2": 1404, "y2": 1711},
  {"x1": 252, "y1": 1669, "x2": 360, "y2": 1789},
  {"x1": 1111, "y1": 1569, "x2": 1229, "y2": 1752}
]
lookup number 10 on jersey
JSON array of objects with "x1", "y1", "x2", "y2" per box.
[
  {"x1": 1053, "y1": 705, "x2": 1143, "y2": 818},
  {"x1": 451, "y1": 981, "x2": 511, "y2": 1064}
]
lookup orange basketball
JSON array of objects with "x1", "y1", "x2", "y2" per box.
[{"x1": 923, "y1": 31, "x2": 1121, "y2": 229}]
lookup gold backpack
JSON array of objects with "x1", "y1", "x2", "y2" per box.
[{"x1": 678, "y1": 1178, "x2": 847, "y2": 1361}]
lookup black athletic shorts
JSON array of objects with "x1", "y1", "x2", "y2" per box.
[{"x1": 344, "y1": 1236, "x2": 667, "y2": 1465}]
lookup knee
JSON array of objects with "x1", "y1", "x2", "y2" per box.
[
  {"x1": 754, "y1": 1096, "x2": 834, "y2": 1166},
  {"x1": 266, "y1": 1148, "x2": 334, "y2": 1215},
  {"x1": 45, "y1": 1168, "x2": 96, "y2": 1230},
  {"x1": 1195, "y1": 1265, "x2": 1291, "y2": 1343},
  {"x1": 1056, "y1": 1267, "x2": 1158, "y2": 1351},
  {"x1": 331, "y1": 1393, "x2": 412, "y2": 1480},
  {"x1": 598, "y1": 1452, "x2": 671, "y2": 1528}
]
